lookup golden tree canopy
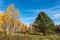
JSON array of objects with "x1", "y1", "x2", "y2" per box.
[
  {"x1": 0, "y1": 12, "x2": 4, "y2": 32},
  {"x1": 0, "y1": 12, "x2": 3, "y2": 25},
  {"x1": 0, "y1": 12, "x2": 3, "y2": 18}
]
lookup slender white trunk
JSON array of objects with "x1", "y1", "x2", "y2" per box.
[
  {"x1": 6, "y1": 22, "x2": 9, "y2": 35},
  {"x1": 13, "y1": 24, "x2": 15, "y2": 34},
  {"x1": 7, "y1": 26, "x2": 9, "y2": 35}
]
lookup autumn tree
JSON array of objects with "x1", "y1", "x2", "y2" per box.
[
  {"x1": 3, "y1": 4, "x2": 20, "y2": 35},
  {"x1": 0, "y1": 13, "x2": 4, "y2": 33},
  {"x1": 3, "y1": 4, "x2": 14, "y2": 35},
  {"x1": 33, "y1": 11, "x2": 55, "y2": 35},
  {"x1": 10, "y1": 9, "x2": 20, "y2": 34},
  {"x1": 19, "y1": 21, "x2": 23, "y2": 32},
  {"x1": 25, "y1": 24, "x2": 29, "y2": 36}
]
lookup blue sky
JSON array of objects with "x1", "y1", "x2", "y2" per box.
[{"x1": 0, "y1": 0, "x2": 60, "y2": 26}]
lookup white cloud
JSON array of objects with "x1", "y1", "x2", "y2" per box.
[
  {"x1": 55, "y1": 22, "x2": 60, "y2": 25},
  {"x1": 23, "y1": 5, "x2": 60, "y2": 14},
  {"x1": 24, "y1": 22, "x2": 30, "y2": 27},
  {"x1": 52, "y1": 13, "x2": 60, "y2": 19},
  {"x1": 0, "y1": 11, "x2": 4, "y2": 13},
  {"x1": 20, "y1": 5, "x2": 60, "y2": 25},
  {"x1": 45, "y1": 6, "x2": 60, "y2": 11}
]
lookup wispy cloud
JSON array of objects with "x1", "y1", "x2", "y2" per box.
[
  {"x1": 0, "y1": 11, "x2": 4, "y2": 13},
  {"x1": 22, "y1": 5, "x2": 60, "y2": 24},
  {"x1": 23, "y1": 5, "x2": 60, "y2": 14},
  {"x1": 52, "y1": 13, "x2": 60, "y2": 19},
  {"x1": 55, "y1": 22, "x2": 60, "y2": 25},
  {"x1": 45, "y1": 5, "x2": 60, "y2": 11}
]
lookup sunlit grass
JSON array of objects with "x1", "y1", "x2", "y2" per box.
[
  {"x1": 0, "y1": 33, "x2": 60, "y2": 40},
  {"x1": 29, "y1": 34, "x2": 60, "y2": 40}
]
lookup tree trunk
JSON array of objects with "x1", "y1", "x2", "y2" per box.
[{"x1": 42, "y1": 29, "x2": 46, "y2": 35}]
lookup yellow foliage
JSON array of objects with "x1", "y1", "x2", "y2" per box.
[
  {"x1": 12, "y1": 9, "x2": 19, "y2": 17},
  {"x1": 0, "y1": 4, "x2": 29, "y2": 34},
  {"x1": 7, "y1": 4, "x2": 14, "y2": 11},
  {"x1": 0, "y1": 12, "x2": 4, "y2": 32},
  {"x1": 0, "y1": 12, "x2": 3, "y2": 18},
  {"x1": 0, "y1": 12, "x2": 3, "y2": 25},
  {"x1": 19, "y1": 21, "x2": 23, "y2": 27}
]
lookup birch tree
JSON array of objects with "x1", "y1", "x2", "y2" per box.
[{"x1": 3, "y1": 4, "x2": 20, "y2": 35}]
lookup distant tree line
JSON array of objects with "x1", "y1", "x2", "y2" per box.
[{"x1": 55, "y1": 24, "x2": 60, "y2": 33}]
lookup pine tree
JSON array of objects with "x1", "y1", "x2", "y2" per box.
[{"x1": 33, "y1": 11, "x2": 55, "y2": 35}]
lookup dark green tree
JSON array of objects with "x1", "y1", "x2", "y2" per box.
[{"x1": 33, "y1": 11, "x2": 55, "y2": 35}]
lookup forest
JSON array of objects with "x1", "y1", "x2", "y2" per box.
[{"x1": 0, "y1": 4, "x2": 60, "y2": 40}]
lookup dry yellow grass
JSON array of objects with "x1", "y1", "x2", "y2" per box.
[
  {"x1": 0, "y1": 33, "x2": 60, "y2": 40},
  {"x1": 29, "y1": 34, "x2": 60, "y2": 40}
]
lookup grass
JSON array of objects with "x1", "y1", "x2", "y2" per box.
[
  {"x1": 29, "y1": 34, "x2": 60, "y2": 40},
  {"x1": 0, "y1": 33, "x2": 60, "y2": 40}
]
